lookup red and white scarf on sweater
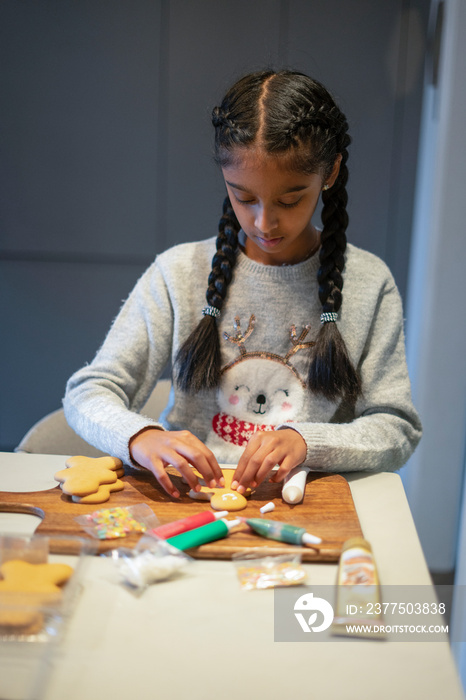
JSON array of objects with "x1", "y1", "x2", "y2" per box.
[{"x1": 212, "y1": 412, "x2": 275, "y2": 447}]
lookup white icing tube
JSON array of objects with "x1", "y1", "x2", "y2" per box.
[{"x1": 282, "y1": 466, "x2": 311, "y2": 504}]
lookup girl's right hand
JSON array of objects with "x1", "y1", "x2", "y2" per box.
[{"x1": 129, "y1": 428, "x2": 224, "y2": 498}]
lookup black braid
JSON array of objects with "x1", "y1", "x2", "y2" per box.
[
  {"x1": 206, "y1": 198, "x2": 238, "y2": 310},
  {"x1": 318, "y1": 134, "x2": 349, "y2": 315},
  {"x1": 308, "y1": 129, "x2": 362, "y2": 401},
  {"x1": 175, "y1": 197, "x2": 240, "y2": 392}
]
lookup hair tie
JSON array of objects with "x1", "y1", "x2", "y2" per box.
[
  {"x1": 212, "y1": 106, "x2": 224, "y2": 128},
  {"x1": 320, "y1": 312, "x2": 338, "y2": 324},
  {"x1": 202, "y1": 306, "x2": 221, "y2": 319}
]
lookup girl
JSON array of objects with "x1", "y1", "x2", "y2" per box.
[{"x1": 64, "y1": 69, "x2": 422, "y2": 499}]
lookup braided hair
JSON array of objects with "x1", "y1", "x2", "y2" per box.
[
  {"x1": 176, "y1": 196, "x2": 239, "y2": 391},
  {"x1": 176, "y1": 69, "x2": 361, "y2": 401}
]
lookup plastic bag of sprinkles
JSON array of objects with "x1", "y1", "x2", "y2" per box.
[
  {"x1": 76, "y1": 504, "x2": 159, "y2": 540},
  {"x1": 232, "y1": 549, "x2": 307, "y2": 590}
]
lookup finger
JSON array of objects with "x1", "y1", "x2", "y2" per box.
[
  {"x1": 271, "y1": 429, "x2": 307, "y2": 480},
  {"x1": 186, "y1": 451, "x2": 223, "y2": 489},
  {"x1": 231, "y1": 468, "x2": 243, "y2": 491},
  {"x1": 232, "y1": 440, "x2": 259, "y2": 490},
  {"x1": 166, "y1": 453, "x2": 204, "y2": 493},
  {"x1": 253, "y1": 459, "x2": 280, "y2": 488},
  {"x1": 235, "y1": 429, "x2": 305, "y2": 492},
  {"x1": 232, "y1": 435, "x2": 275, "y2": 492},
  {"x1": 237, "y1": 449, "x2": 279, "y2": 493},
  {"x1": 269, "y1": 455, "x2": 300, "y2": 483},
  {"x1": 202, "y1": 449, "x2": 224, "y2": 486},
  {"x1": 146, "y1": 456, "x2": 180, "y2": 498},
  {"x1": 174, "y1": 432, "x2": 224, "y2": 487}
]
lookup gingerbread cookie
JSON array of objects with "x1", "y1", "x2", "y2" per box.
[
  {"x1": 0, "y1": 610, "x2": 44, "y2": 635},
  {"x1": 66, "y1": 455, "x2": 125, "y2": 478},
  {"x1": 188, "y1": 469, "x2": 252, "y2": 511},
  {"x1": 0, "y1": 560, "x2": 74, "y2": 629},
  {"x1": 0, "y1": 608, "x2": 47, "y2": 631},
  {"x1": 54, "y1": 455, "x2": 124, "y2": 498},
  {"x1": 71, "y1": 478, "x2": 125, "y2": 504}
]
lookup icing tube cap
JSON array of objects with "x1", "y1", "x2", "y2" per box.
[
  {"x1": 302, "y1": 532, "x2": 322, "y2": 546},
  {"x1": 224, "y1": 518, "x2": 242, "y2": 530},
  {"x1": 260, "y1": 502, "x2": 275, "y2": 514}
]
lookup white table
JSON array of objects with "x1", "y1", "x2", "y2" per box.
[{"x1": 0, "y1": 452, "x2": 464, "y2": 700}]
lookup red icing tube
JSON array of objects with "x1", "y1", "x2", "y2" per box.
[{"x1": 150, "y1": 510, "x2": 228, "y2": 539}]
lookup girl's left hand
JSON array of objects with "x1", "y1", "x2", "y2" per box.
[{"x1": 231, "y1": 428, "x2": 307, "y2": 494}]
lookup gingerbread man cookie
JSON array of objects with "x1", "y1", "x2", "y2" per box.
[
  {"x1": 0, "y1": 560, "x2": 74, "y2": 630},
  {"x1": 54, "y1": 455, "x2": 125, "y2": 500},
  {"x1": 71, "y1": 478, "x2": 125, "y2": 504},
  {"x1": 188, "y1": 469, "x2": 252, "y2": 511},
  {"x1": 66, "y1": 455, "x2": 125, "y2": 478}
]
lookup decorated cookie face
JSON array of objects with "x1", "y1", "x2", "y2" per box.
[
  {"x1": 218, "y1": 358, "x2": 306, "y2": 424},
  {"x1": 211, "y1": 489, "x2": 248, "y2": 511},
  {"x1": 188, "y1": 469, "x2": 251, "y2": 511}
]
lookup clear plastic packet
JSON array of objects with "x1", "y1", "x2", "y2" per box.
[
  {"x1": 232, "y1": 549, "x2": 307, "y2": 590},
  {"x1": 76, "y1": 504, "x2": 159, "y2": 540},
  {"x1": 107, "y1": 535, "x2": 192, "y2": 593}
]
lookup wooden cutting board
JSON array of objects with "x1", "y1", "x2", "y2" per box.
[{"x1": 0, "y1": 466, "x2": 362, "y2": 561}]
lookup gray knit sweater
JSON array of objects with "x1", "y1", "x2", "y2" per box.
[{"x1": 64, "y1": 237, "x2": 422, "y2": 471}]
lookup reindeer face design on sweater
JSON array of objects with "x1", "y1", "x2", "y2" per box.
[
  {"x1": 219, "y1": 359, "x2": 304, "y2": 423},
  {"x1": 205, "y1": 315, "x2": 315, "y2": 464}
]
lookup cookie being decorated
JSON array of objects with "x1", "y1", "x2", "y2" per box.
[{"x1": 188, "y1": 469, "x2": 251, "y2": 512}]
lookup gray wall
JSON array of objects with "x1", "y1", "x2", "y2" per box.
[
  {"x1": 0, "y1": 0, "x2": 429, "y2": 450},
  {"x1": 403, "y1": 0, "x2": 466, "y2": 573}
]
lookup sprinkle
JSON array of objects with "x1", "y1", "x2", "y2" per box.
[
  {"x1": 235, "y1": 561, "x2": 306, "y2": 590},
  {"x1": 84, "y1": 507, "x2": 147, "y2": 540}
]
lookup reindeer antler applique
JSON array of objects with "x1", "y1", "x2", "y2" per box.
[
  {"x1": 221, "y1": 315, "x2": 315, "y2": 386},
  {"x1": 284, "y1": 324, "x2": 316, "y2": 361},
  {"x1": 223, "y1": 315, "x2": 256, "y2": 355}
]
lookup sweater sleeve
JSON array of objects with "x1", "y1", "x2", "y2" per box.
[
  {"x1": 63, "y1": 261, "x2": 173, "y2": 464},
  {"x1": 278, "y1": 278, "x2": 422, "y2": 473}
]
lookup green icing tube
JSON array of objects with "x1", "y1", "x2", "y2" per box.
[
  {"x1": 166, "y1": 518, "x2": 241, "y2": 551},
  {"x1": 245, "y1": 518, "x2": 322, "y2": 546}
]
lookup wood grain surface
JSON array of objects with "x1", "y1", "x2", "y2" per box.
[{"x1": 0, "y1": 466, "x2": 362, "y2": 561}]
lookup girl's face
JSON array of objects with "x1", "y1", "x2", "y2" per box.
[{"x1": 222, "y1": 148, "x2": 339, "y2": 266}]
